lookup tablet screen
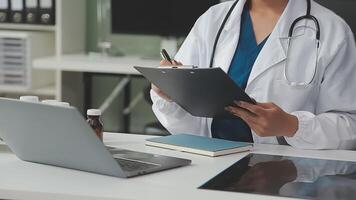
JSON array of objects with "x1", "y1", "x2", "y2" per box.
[{"x1": 200, "y1": 154, "x2": 356, "y2": 200}]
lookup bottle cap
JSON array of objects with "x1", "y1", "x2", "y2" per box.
[
  {"x1": 19, "y1": 96, "x2": 39, "y2": 102},
  {"x1": 87, "y1": 109, "x2": 102, "y2": 116}
]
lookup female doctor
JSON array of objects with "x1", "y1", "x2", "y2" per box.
[{"x1": 151, "y1": 0, "x2": 356, "y2": 149}]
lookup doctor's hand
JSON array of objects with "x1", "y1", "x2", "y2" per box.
[
  {"x1": 151, "y1": 59, "x2": 183, "y2": 102},
  {"x1": 226, "y1": 101, "x2": 299, "y2": 137}
]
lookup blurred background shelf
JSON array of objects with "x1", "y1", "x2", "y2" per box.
[
  {"x1": 0, "y1": 0, "x2": 86, "y2": 101},
  {"x1": 0, "y1": 24, "x2": 56, "y2": 32},
  {"x1": 30, "y1": 84, "x2": 56, "y2": 96},
  {"x1": 0, "y1": 84, "x2": 56, "y2": 96}
]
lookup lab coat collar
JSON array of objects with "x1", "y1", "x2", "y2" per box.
[
  {"x1": 277, "y1": 0, "x2": 309, "y2": 39},
  {"x1": 246, "y1": 0, "x2": 309, "y2": 87},
  {"x1": 223, "y1": 0, "x2": 247, "y2": 32},
  {"x1": 213, "y1": 0, "x2": 247, "y2": 73},
  {"x1": 222, "y1": 0, "x2": 308, "y2": 38},
  {"x1": 215, "y1": 0, "x2": 309, "y2": 84}
]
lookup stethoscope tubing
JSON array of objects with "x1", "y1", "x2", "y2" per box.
[{"x1": 209, "y1": 0, "x2": 321, "y2": 87}]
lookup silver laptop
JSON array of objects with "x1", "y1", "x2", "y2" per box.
[{"x1": 0, "y1": 98, "x2": 191, "y2": 178}]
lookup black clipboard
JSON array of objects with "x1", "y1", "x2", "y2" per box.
[{"x1": 135, "y1": 66, "x2": 256, "y2": 119}]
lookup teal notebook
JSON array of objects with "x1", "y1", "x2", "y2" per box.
[{"x1": 146, "y1": 134, "x2": 253, "y2": 157}]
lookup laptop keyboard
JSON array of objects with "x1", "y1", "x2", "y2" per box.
[
  {"x1": 106, "y1": 146, "x2": 161, "y2": 172},
  {"x1": 115, "y1": 158, "x2": 159, "y2": 172}
]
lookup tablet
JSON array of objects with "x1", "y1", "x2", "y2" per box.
[
  {"x1": 200, "y1": 154, "x2": 356, "y2": 200},
  {"x1": 135, "y1": 66, "x2": 256, "y2": 119}
]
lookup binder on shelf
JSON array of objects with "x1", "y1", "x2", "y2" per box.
[
  {"x1": 24, "y1": 0, "x2": 38, "y2": 24},
  {"x1": 0, "y1": 0, "x2": 10, "y2": 23},
  {"x1": 10, "y1": 0, "x2": 24, "y2": 23},
  {"x1": 38, "y1": 0, "x2": 54, "y2": 25}
]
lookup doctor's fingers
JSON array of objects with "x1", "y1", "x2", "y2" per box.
[
  {"x1": 234, "y1": 101, "x2": 266, "y2": 116},
  {"x1": 160, "y1": 60, "x2": 173, "y2": 66},
  {"x1": 256, "y1": 102, "x2": 278, "y2": 109},
  {"x1": 172, "y1": 60, "x2": 183, "y2": 65},
  {"x1": 226, "y1": 106, "x2": 259, "y2": 125},
  {"x1": 159, "y1": 59, "x2": 183, "y2": 66}
]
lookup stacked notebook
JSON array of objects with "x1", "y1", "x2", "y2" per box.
[{"x1": 146, "y1": 134, "x2": 253, "y2": 157}]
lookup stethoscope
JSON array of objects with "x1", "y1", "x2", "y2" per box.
[{"x1": 209, "y1": 0, "x2": 321, "y2": 87}]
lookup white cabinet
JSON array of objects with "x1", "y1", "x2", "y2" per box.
[{"x1": 0, "y1": 0, "x2": 86, "y2": 99}]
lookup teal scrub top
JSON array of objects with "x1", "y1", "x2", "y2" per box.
[{"x1": 211, "y1": 5, "x2": 268, "y2": 142}]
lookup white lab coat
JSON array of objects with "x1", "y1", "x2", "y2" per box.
[{"x1": 151, "y1": 0, "x2": 356, "y2": 150}]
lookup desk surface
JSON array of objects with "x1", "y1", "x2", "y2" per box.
[
  {"x1": 0, "y1": 133, "x2": 356, "y2": 200},
  {"x1": 33, "y1": 54, "x2": 160, "y2": 75}
]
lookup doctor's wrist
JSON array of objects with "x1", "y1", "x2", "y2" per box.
[{"x1": 285, "y1": 114, "x2": 299, "y2": 137}]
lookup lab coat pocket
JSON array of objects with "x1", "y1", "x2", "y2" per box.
[{"x1": 270, "y1": 79, "x2": 319, "y2": 110}]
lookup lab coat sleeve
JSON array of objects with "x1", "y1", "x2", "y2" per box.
[
  {"x1": 285, "y1": 30, "x2": 356, "y2": 150},
  {"x1": 150, "y1": 12, "x2": 212, "y2": 136},
  {"x1": 151, "y1": 90, "x2": 210, "y2": 136}
]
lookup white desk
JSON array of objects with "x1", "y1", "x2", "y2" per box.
[
  {"x1": 34, "y1": 54, "x2": 161, "y2": 132},
  {"x1": 33, "y1": 54, "x2": 159, "y2": 75},
  {"x1": 0, "y1": 133, "x2": 356, "y2": 200}
]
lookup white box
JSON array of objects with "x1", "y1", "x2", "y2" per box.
[{"x1": 0, "y1": 31, "x2": 55, "y2": 92}]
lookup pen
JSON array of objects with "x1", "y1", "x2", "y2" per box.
[{"x1": 160, "y1": 49, "x2": 173, "y2": 64}]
